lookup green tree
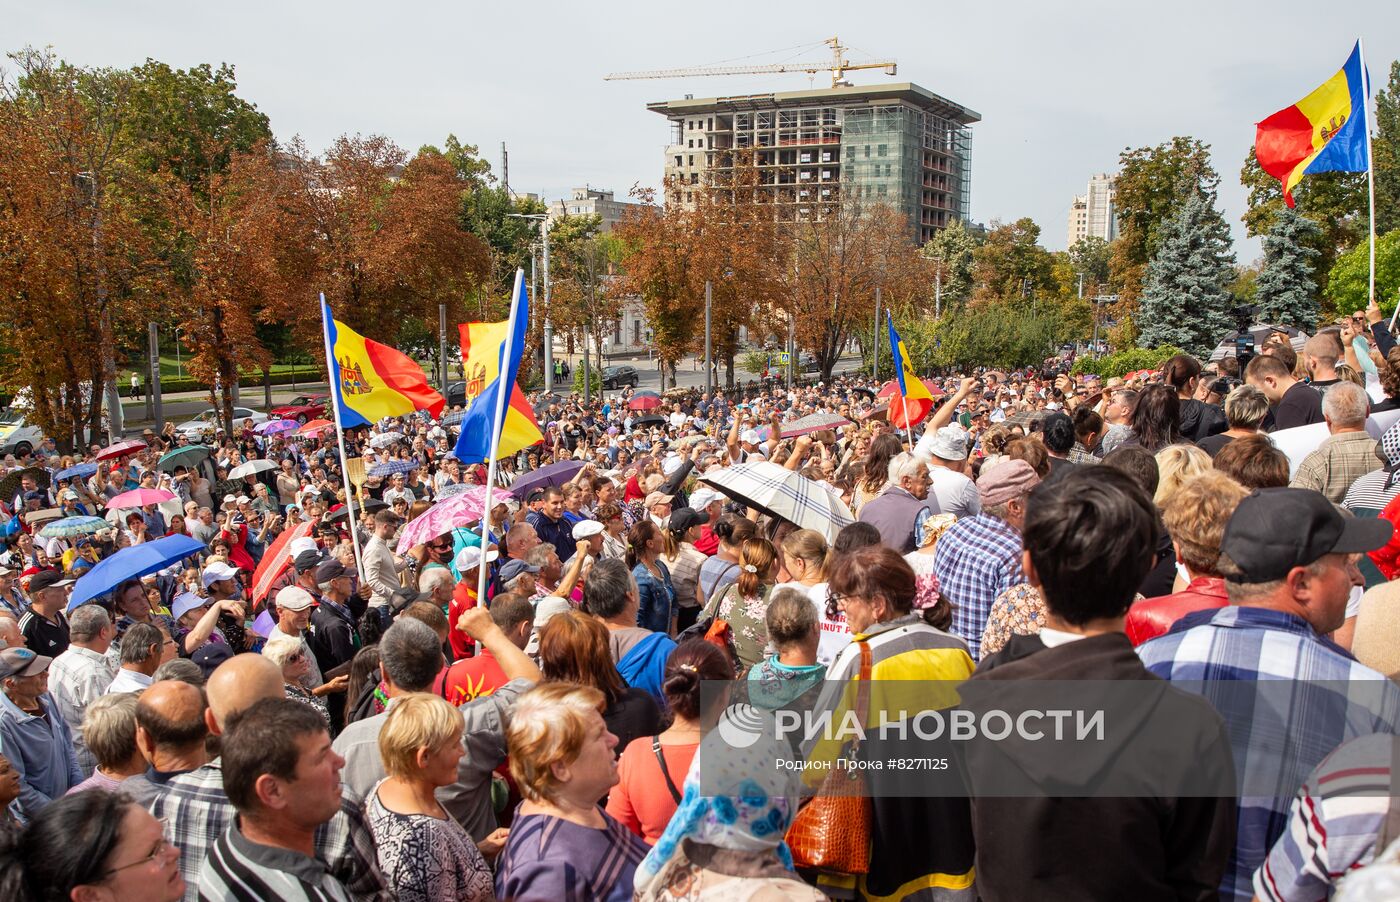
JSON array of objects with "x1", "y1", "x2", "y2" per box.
[
  {"x1": 969, "y1": 217, "x2": 1056, "y2": 304},
  {"x1": 932, "y1": 302, "x2": 1064, "y2": 370},
  {"x1": 1326, "y1": 230, "x2": 1400, "y2": 315},
  {"x1": 920, "y1": 218, "x2": 978, "y2": 307},
  {"x1": 1254, "y1": 207, "x2": 1322, "y2": 328},
  {"x1": 1067, "y1": 236, "x2": 1114, "y2": 290},
  {"x1": 1112, "y1": 137, "x2": 1220, "y2": 307},
  {"x1": 1136, "y1": 192, "x2": 1236, "y2": 357},
  {"x1": 1376, "y1": 59, "x2": 1400, "y2": 237}
]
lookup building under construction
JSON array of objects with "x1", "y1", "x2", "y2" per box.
[{"x1": 646, "y1": 82, "x2": 979, "y2": 245}]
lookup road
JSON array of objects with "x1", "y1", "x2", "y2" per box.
[{"x1": 120, "y1": 352, "x2": 868, "y2": 432}]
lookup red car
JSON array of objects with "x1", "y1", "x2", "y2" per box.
[{"x1": 269, "y1": 393, "x2": 328, "y2": 424}]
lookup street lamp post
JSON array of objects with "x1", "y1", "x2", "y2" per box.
[{"x1": 509, "y1": 213, "x2": 552, "y2": 393}]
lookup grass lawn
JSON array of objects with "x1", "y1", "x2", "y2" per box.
[{"x1": 127, "y1": 356, "x2": 322, "y2": 381}]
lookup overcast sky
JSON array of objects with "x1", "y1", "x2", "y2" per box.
[{"x1": 14, "y1": 1, "x2": 1399, "y2": 261}]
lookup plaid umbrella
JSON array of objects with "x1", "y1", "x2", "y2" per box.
[
  {"x1": 37, "y1": 516, "x2": 109, "y2": 539},
  {"x1": 697, "y1": 461, "x2": 853, "y2": 543},
  {"x1": 779, "y1": 412, "x2": 851, "y2": 439},
  {"x1": 437, "y1": 482, "x2": 474, "y2": 498},
  {"x1": 368, "y1": 459, "x2": 418, "y2": 478},
  {"x1": 369, "y1": 432, "x2": 404, "y2": 449},
  {"x1": 439, "y1": 409, "x2": 467, "y2": 428},
  {"x1": 0, "y1": 466, "x2": 51, "y2": 501},
  {"x1": 1001, "y1": 408, "x2": 1046, "y2": 430}
]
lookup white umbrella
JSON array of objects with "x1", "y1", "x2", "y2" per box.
[
  {"x1": 697, "y1": 462, "x2": 854, "y2": 543},
  {"x1": 228, "y1": 459, "x2": 278, "y2": 480},
  {"x1": 369, "y1": 432, "x2": 404, "y2": 450}
]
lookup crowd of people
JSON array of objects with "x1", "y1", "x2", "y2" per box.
[{"x1": 1, "y1": 302, "x2": 1400, "y2": 900}]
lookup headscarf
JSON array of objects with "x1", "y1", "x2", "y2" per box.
[{"x1": 635, "y1": 704, "x2": 802, "y2": 894}]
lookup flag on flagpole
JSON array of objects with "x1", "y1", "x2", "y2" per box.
[
  {"x1": 453, "y1": 275, "x2": 543, "y2": 464},
  {"x1": 1255, "y1": 41, "x2": 1370, "y2": 207},
  {"x1": 323, "y1": 301, "x2": 445, "y2": 427},
  {"x1": 886, "y1": 312, "x2": 934, "y2": 430}
]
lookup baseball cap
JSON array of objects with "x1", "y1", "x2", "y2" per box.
[
  {"x1": 688, "y1": 487, "x2": 724, "y2": 510},
  {"x1": 668, "y1": 507, "x2": 707, "y2": 533},
  {"x1": 454, "y1": 547, "x2": 499, "y2": 572},
  {"x1": 499, "y1": 559, "x2": 541, "y2": 583},
  {"x1": 201, "y1": 561, "x2": 240, "y2": 588},
  {"x1": 170, "y1": 592, "x2": 209, "y2": 621},
  {"x1": 1221, "y1": 488, "x2": 1392, "y2": 584},
  {"x1": 740, "y1": 429, "x2": 760, "y2": 445},
  {"x1": 275, "y1": 585, "x2": 317, "y2": 612},
  {"x1": 191, "y1": 643, "x2": 234, "y2": 679},
  {"x1": 314, "y1": 559, "x2": 348, "y2": 583},
  {"x1": 389, "y1": 586, "x2": 426, "y2": 613},
  {"x1": 0, "y1": 647, "x2": 51, "y2": 680},
  {"x1": 644, "y1": 491, "x2": 674, "y2": 509},
  {"x1": 28, "y1": 570, "x2": 72, "y2": 593},
  {"x1": 293, "y1": 549, "x2": 326, "y2": 574},
  {"x1": 287, "y1": 536, "x2": 319, "y2": 561},
  {"x1": 572, "y1": 520, "x2": 605, "y2": 540}
]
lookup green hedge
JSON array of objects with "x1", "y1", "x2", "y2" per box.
[
  {"x1": 1071, "y1": 346, "x2": 1184, "y2": 378},
  {"x1": 121, "y1": 369, "x2": 323, "y2": 397}
]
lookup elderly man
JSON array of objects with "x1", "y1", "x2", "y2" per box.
[
  {"x1": 0, "y1": 645, "x2": 82, "y2": 817},
  {"x1": 688, "y1": 487, "x2": 726, "y2": 555},
  {"x1": 858, "y1": 452, "x2": 936, "y2": 553},
  {"x1": 1291, "y1": 382, "x2": 1380, "y2": 502},
  {"x1": 19, "y1": 569, "x2": 72, "y2": 656},
  {"x1": 46, "y1": 603, "x2": 117, "y2": 775},
  {"x1": 933, "y1": 460, "x2": 1040, "y2": 660},
  {"x1": 107, "y1": 621, "x2": 166, "y2": 693},
  {"x1": 309, "y1": 558, "x2": 361, "y2": 682},
  {"x1": 122, "y1": 679, "x2": 211, "y2": 804},
  {"x1": 269, "y1": 586, "x2": 323, "y2": 691},
  {"x1": 1138, "y1": 488, "x2": 1400, "y2": 902},
  {"x1": 1246, "y1": 353, "x2": 1323, "y2": 430},
  {"x1": 333, "y1": 610, "x2": 540, "y2": 841},
  {"x1": 362, "y1": 510, "x2": 407, "y2": 608},
  {"x1": 916, "y1": 426, "x2": 981, "y2": 520}
]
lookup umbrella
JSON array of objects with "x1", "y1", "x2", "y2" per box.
[
  {"x1": 628, "y1": 391, "x2": 662, "y2": 411},
  {"x1": 298, "y1": 419, "x2": 335, "y2": 436},
  {"x1": 106, "y1": 488, "x2": 176, "y2": 510},
  {"x1": 779, "y1": 413, "x2": 852, "y2": 439},
  {"x1": 395, "y1": 485, "x2": 493, "y2": 553},
  {"x1": 37, "y1": 516, "x2": 109, "y2": 539},
  {"x1": 368, "y1": 459, "x2": 418, "y2": 478},
  {"x1": 157, "y1": 444, "x2": 211, "y2": 473},
  {"x1": 0, "y1": 466, "x2": 51, "y2": 502},
  {"x1": 436, "y1": 482, "x2": 474, "y2": 498},
  {"x1": 507, "y1": 460, "x2": 585, "y2": 499},
  {"x1": 228, "y1": 459, "x2": 278, "y2": 480},
  {"x1": 326, "y1": 498, "x2": 387, "y2": 522},
  {"x1": 95, "y1": 440, "x2": 147, "y2": 462},
  {"x1": 1001, "y1": 408, "x2": 1046, "y2": 430},
  {"x1": 876, "y1": 378, "x2": 945, "y2": 399},
  {"x1": 251, "y1": 518, "x2": 315, "y2": 605},
  {"x1": 54, "y1": 462, "x2": 99, "y2": 482},
  {"x1": 633, "y1": 414, "x2": 667, "y2": 429},
  {"x1": 68, "y1": 534, "x2": 206, "y2": 608},
  {"x1": 532, "y1": 393, "x2": 564, "y2": 416},
  {"x1": 1208, "y1": 323, "x2": 1306, "y2": 362},
  {"x1": 369, "y1": 432, "x2": 404, "y2": 449},
  {"x1": 263, "y1": 419, "x2": 300, "y2": 435},
  {"x1": 440, "y1": 409, "x2": 467, "y2": 428},
  {"x1": 697, "y1": 461, "x2": 854, "y2": 543},
  {"x1": 675, "y1": 434, "x2": 714, "y2": 449}
]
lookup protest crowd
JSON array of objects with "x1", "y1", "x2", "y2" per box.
[{"x1": 5, "y1": 297, "x2": 1400, "y2": 902}]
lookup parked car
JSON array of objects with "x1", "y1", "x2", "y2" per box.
[
  {"x1": 268, "y1": 393, "x2": 328, "y2": 424},
  {"x1": 0, "y1": 407, "x2": 45, "y2": 457},
  {"x1": 175, "y1": 407, "x2": 268, "y2": 440},
  {"x1": 601, "y1": 365, "x2": 640, "y2": 389}
]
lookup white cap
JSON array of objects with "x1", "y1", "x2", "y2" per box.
[
  {"x1": 572, "y1": 520, "x2": 605, "y2": 540},
  {"x1": 201, "y1": 561, "x2": 240, "y2": 587},
  {"x1": 287, "y1": 536, "x2": 319, "y2": 561},
  {"x1": 688, "y1": 488, "x2": 724, "y2": 510},
  {"x1": 662, "y1": 455, "x2": 683, "y2": 476},
  {"x1": 236, "y1": 495, "x2": 251, "y2": 504},
  {"x1": 275, "y1": 586, "x2": 317, "y2": 612},
  {"x1": 740, "y1": 429, "x2": 760, "y2": 445},
  {"x1": 171, "y1": 592, "x2": 208, "y2": 621},
  {"x1": 221, "y1": 494, "x2": 236, "y2": 505},
  {"x1": 454, "y1": 547, "x2": 499, "y2": 572}
]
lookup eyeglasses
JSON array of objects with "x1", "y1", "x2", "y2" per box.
[
  {"x1": 99, "y1": 818, "x2": 177, "y2": 878},
  {"x1": 825, "y1": 591, "x2": 851, "y2": 620}
]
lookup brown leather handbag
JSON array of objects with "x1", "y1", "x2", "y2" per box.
[{"x1": 786, "y1": 640, "x2": 873, "y2": 874}]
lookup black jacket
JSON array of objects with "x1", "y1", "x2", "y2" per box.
[{"x1": 958, "y1": 632, "x2": 1237, "y2": 902}]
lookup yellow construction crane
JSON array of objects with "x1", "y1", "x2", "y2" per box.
[{"x1": 605, "y1": 37, "x2": 896, "y2": 90}]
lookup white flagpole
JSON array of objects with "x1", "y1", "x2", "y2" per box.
[
  {"x1": 475, "y1": 269, "x2": 528, "y2": 607},
  {"x1": 1361, "y1": 39, "x2": 1378, "y2": 317},
  {"x1": 319, "y1": 294, "x2": 365, "y2": 580}
]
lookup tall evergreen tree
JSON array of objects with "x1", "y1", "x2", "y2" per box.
[
  {"x1": 1375, "y1": 59, "x2": 1400, "y2": 237},
  {"x1": 1254, "y1": 207, "x2": 1322, "y2": 329},
  {"x1": 1136, "y1": 192, "x2": 1236, "y2": 357}
]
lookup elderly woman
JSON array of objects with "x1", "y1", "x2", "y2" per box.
[
  {"x1": 261, "y1": 636, "x2": 334, "y2": 724},
  {"x1": 367, "y1": 693, "x2": 498, "y2": 902},
  {"x1": 1197, "y1": 384, "x2": 1269, "y2": 458},
  {"x1": 496, "y1": 682, "x2": 649, "y2": 901}
]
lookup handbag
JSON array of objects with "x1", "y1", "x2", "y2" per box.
[
  {"x1": 678, "y1": 580, "x2": 742, "y2": 675},
  {"x1": 785, "y1": 640, "x2": 873, "y2": 874}
]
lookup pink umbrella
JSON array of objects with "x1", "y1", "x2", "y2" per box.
[
  {"x1": 395, "y1": 485, "x2": 494, "y2": 554},
  {"x1": 95, "y1": 440, "x2": 148, "y2": 462},
  {"x1": 106, "y1": 488, "x2": 177, "y2": 509}
]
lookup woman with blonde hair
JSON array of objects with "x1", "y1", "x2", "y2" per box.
[
  {"x1": 772, "y1": 528, "x2": 842, "y2": 666},
  {"x1": 368, "y1": 693, "x2": 499, "y2": 901},
  {"x1": 496, "y1": 683, "x2": 649, "y2": 900},
  {"x1": 261, "y1": 635, "x2": 335, "y2": 724},
  {"x1": 1153, "y1": 444, "x2": 1212, "y2": 510},
  {"x1": 705, "y1": 537, "x2": 778, "y2": 670}
]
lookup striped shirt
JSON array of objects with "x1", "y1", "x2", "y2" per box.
[
  {"x1": 1342, "y1": 467, "x2": 1400, "y2": 514},
  {"x1": 1138, "y1": 606, "x2": 1400, "y2": 901},
  {"x1": 1255, "y1": 734, "x2": 1400, "y2": 901},
  {"x1": 199, "y1": 819, "x2": 352, "y2": 902},
  {"x1": 932, "y1": 513, "x2": 1025, "y2": 660}
]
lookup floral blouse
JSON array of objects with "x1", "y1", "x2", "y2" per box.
[
  {"x1": 712, "y1": 583, "x2": 773, "y2": 671},
  {"x1": 979, "y1": 584, "x2": 1047, "y2": 657}
]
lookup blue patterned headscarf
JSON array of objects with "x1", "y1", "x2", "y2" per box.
[{"x1": 635, "y1": 704, "x2": 801, "y2": 891}]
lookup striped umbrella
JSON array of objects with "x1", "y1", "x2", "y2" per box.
[
  {"x1": 368, "y1": 432, "x2": 404, "y2": 449},
  {"x1": 779, "y1": 413, "x2": 851, "y2": 438},
  {"x1": 697, "y1": 461, "x2": 853, "y2": 543},
  {"x1": 37, "y1": 516, "x2": 109, "y2": 539}
]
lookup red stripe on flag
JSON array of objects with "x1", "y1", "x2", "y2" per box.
[
  {"x1": 363, "y1": 338, "x2": 445, "y2": 418},
  {"x1": 1256, "y1": 105, "x2": 1315, "y2": 205}
]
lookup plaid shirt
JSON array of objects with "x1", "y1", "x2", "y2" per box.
[
  {"x1": 931, "y1": 513, "x2": 1024, "y2": 660},
  {"x1": 1290, "y1": 431, "x2": 1381, "y2": 503},
  {"x1": 1138, "y1": 606, "x2": 1400, "y2": 902},
  {"x1": 151, "y1": 759, "x2": 390, "y2": 902},
  {"x1": 1066, "y1": 442, "x2": 1101, "y2": 465}
]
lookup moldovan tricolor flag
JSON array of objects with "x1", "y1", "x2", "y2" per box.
[
  {"x1": 452, "y1": 272, "x2": 544, "y2": 464},
  {"x1": 1255, "y1": 42, "x2": 1370, "y2": 207},
  {"x1": 886, "y1": 311, "x2": 934, "y2": 428},
  {"x1": 323, "y1": 298, "x2": 445, "y2": 428}
]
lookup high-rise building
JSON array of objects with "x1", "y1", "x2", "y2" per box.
[
  {"x1": 546, "y1": 187, "x2": 638, "y2": 233},
  {"x1": 647, "y1": 82, "x2": 979, "y2": 245},
  {"x1": 1066, "y1": 173, "x2": 1117, "y2": 246}
]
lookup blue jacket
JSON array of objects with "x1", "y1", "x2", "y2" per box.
[
  {"x1": 632, "y1": 561, "x2": 677, "y2": 634},
  {"x1": 0, "y1": 691, "x2": 82, "y2": 820},
  {"x1": 616, "y1": 632, "x2": 677, "y2": 704}
]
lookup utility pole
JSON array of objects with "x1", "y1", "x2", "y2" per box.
[
  {"x1": 438, "y1": 304, "x2": 449, "y2": 389},
  {"x1": 934, "y1": 263, "x2": 942, "y2": 320},
  {"x1": 510, "y1": 213, "x2": 551, "y2": 392},
  {"x1": 1077, "y1": 272, "x2": 1085, "y2": 299},
  {"x1": 584, "y1": 250, "x2": 595, "y2": 404},
  {"x1": 786, "y1": 316, "x2": 795, "y2": 389},
  {"x1": 873, "y1": 286, "x2": 882, "y2": 381},
  {"x1": 148, "y1": 323, "x2": 163, "y2": 433},
  {"x1": 704, "y1": 280, "x2": 713, "y2": 394}
]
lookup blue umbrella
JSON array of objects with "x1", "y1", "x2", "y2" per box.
[
  {"x1": 54, "y1": 462, "x2": 99, "y2": 482},
  {"x1": 68, "y1": 534, "x2": 206, "y2": 609},
  {"x1": 508, "y1": 460, "x2": 585, "y2": 499},
  {"x1": 368, "y1": 459, "x2": 418, "y2": 478}
]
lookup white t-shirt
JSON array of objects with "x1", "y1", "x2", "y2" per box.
[{"x1": 773, "y1": 580, "x2": 846, "y2": 667}]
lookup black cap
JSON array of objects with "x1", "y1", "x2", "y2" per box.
[
  {"x1": 293, "y1": 549, "x2": 325, "y2": 573},
  {"x1": 191, "y1": 644, "x2": 234, "y2": 680},
  {"x1": 314, "y1": 559, "x2": 348, "y2": 583},
  {"x1": 389, "y1": 586, "x2": 425, "y2": 613},
  {"x1": 28, "y1": 569, "x2": 72, "y2": 593},
  {"x1": 1222, "y1": 488, "x2": 1393, "y2": 584},
  {"x1": 668, "y1": 507, "x2": 707, "y2": 534}
]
